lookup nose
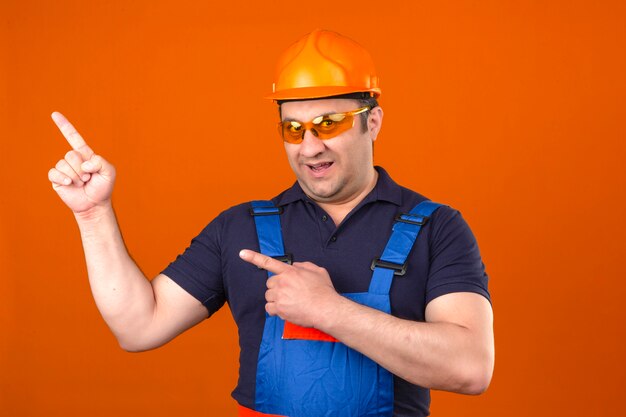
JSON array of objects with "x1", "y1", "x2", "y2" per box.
[{"x1": 299, "y1": 129, "x2": 326, "y2": 158}]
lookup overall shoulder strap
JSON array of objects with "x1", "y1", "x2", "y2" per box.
[
  {"x1": 369, "y1": 201, "x2": 444, "y2": 295},
  {"x1": 250, "y1": 200, "x2": 291, "y2": 278}
]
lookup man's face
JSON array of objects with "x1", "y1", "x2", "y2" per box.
[{"x1": 280, "y1": 98, "x2": 382, "y2": 206}]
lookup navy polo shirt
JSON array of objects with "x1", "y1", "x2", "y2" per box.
[{"x1": 162, "y1": 166, "x2": 490, "y2": 417}]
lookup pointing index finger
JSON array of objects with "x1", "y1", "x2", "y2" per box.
[
  {"x1": 51, "y1": 111, "x2": 94, "y2": 159},
  {"x1": 239, "y1": 249, "x2": 291, "y2": 275}
]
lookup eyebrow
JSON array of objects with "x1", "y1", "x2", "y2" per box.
[{"x1": 282, "y1": 111, "x2": 340, "y2": 123}]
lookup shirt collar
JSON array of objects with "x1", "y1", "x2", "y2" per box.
[{"x1": 274, "y1": 166, "x2": 403, "y2": 207}]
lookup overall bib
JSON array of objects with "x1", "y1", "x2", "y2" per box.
[{"x1": 247, "y1": 200, "x2": 442, "y2": 417}]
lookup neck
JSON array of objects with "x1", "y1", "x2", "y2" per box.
[{"x1": 316, "y1": 168, "x2": 379, "y2": 226}]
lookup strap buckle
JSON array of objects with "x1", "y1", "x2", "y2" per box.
[
  {"x1": 273, "y1": 254, "x2": 293, "y2": 265},
  {"x1": 395, "y1": 213, "x2": 429, "y2": 226},
  {"x1": 370, "y1": 258, "x2": 407, "y2": 276},
  {"x1": 249, "y1": 206, "x2": 283, "y2": 216},
  {"x1": 257, "y1": 253, "x2": 293, "y2": 269}
]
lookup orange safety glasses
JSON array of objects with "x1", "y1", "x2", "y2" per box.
[{"x1": 278, "y1": 106, "x2": 370, "y2": 144}]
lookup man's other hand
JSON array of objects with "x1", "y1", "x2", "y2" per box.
[{"x1": 48, "y1": 112, "x2": 116, "y2": 215}]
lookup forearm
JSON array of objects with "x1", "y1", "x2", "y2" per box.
[
  {"x1": 319, "y1": 295, "x2": 494, "y2": 394},
  {"x1": 239, "y1": 250, "x2": 494, "y2": 393},
  {"x1": 74, "y1": 203, "x2": 156, "y2": 349},
  {"x1": 49, "y1": 114, "x2": 206, "y2": 351}
]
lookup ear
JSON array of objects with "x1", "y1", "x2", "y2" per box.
[{"x1": 367, "y1": 106, "x2": 384, "y2": 142}]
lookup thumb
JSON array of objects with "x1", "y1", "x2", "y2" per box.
[{"x1": 81, "y1": 155, "x2": 115, "y2": 180}]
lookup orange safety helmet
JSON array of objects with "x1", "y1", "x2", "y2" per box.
[{"x1": 266, "y1": 29, "x2": 381, "y2": 101}]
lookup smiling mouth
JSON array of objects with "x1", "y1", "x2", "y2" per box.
[{"x1": 308, "y1": 162, "x2": 333, "y2": 172}]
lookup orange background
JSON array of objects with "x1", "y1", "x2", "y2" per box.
[{"x1": 1, "y1": 1, "x2": 625, "y2": 416}]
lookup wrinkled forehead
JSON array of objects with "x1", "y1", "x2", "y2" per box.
[{"x1": 279, "y1": 98, "x2": 361, "y2": 122}]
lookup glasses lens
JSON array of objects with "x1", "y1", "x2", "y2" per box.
[
  {"x1": 313, "y1": 113, "x2": 353, "y2": 139},
  {"x1": 280, "y1": 121, "x2": 304, "y2": 144}
]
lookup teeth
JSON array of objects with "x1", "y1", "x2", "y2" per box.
[
  {"x1": 310, "y1": 162, "x2": 329, "y2": 171},
  {"x1": 307, "y1": 162, "x2": 333, "y2": 172}
]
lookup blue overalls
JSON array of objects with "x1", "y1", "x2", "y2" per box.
[{"x1": 249, "y1": 200, "x2": 442, "y2": 417}]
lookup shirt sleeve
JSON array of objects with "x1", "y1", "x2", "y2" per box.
[
  {"x1": 425, "y1": 207, "x2": 491, "y2": 305},
  {"x1": 160, "y1": 214, "x2": 227, "y2": 316}
]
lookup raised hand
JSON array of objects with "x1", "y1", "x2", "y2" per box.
[
  {"x1": 239, "y1": 249, "x2": 341, "y2": 328},
  {"x1": 48, "y1": 112, "x2": 116, "y2": 214}
]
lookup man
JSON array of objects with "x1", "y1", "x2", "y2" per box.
[{"x1": 48, "y1": 30, "x2": 493, "y2": 417}]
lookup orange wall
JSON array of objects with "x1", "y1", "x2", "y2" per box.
[{"x1": 1, "y1": 1, "x2": 625, "y2": 416}]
